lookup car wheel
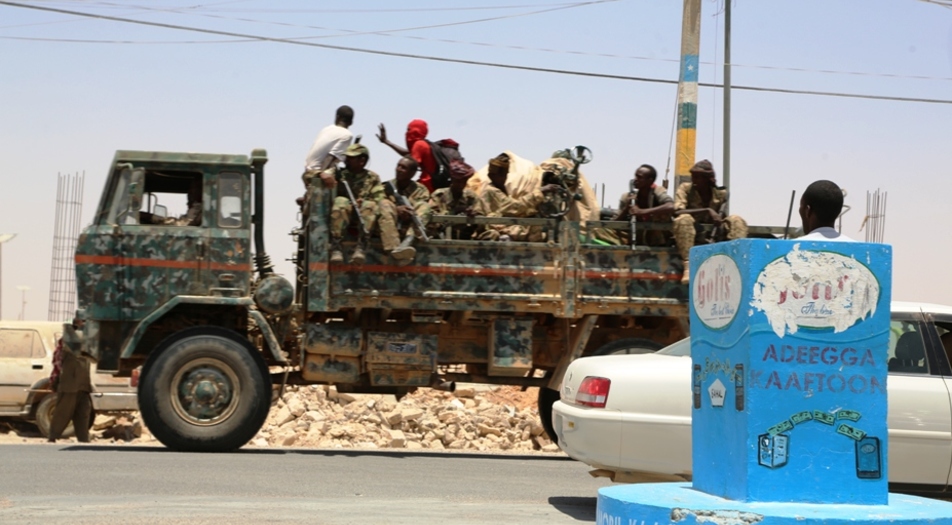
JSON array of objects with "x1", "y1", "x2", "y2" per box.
[
  {"x1": 138, "y1": 327, "x2": 271, "y2": 452},
  {"x1": 34, "y1": 394, "x2": 92, "y2": 439},
  {"x1": 591, "y1": 337, "x2": 663, "y2": 356},
  {"x1": 537, "y1": 386, "x2": 560, "y2": 444}
]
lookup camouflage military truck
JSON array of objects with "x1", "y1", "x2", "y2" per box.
[{"x1": 74, "y1": 148, "x2": 787, "y2": 452}]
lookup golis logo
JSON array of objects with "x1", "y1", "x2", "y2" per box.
[{"x1": 751, "y1": 245, "x2": 879, "y2": 337}]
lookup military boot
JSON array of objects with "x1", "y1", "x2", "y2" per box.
[
  {"x1": 390, "y1": 234, "x2": 416, "y2": 262},
  {"x1": 329, "y1": 239, "x2": 344, "y2": 264},
  {"x1": 350, "y1": 238, "x2": 366, "y2": 265}
]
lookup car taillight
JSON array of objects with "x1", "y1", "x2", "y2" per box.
[
  {"x1": 130, "y1": 368, "x2": 141, "y2": 388},
  {"x1": 575, "y1": 376, "x2": 610, "y2": 408}
]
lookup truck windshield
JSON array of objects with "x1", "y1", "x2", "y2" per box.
[{"x1": 105, "y1": 166, "x2": 140, "y2": 225}]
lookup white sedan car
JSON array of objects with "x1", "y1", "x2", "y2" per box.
[{"x1": 552, "y1": 302, "x2": 952, "y2": 496}]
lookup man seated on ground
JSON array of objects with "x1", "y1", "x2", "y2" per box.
[
  {"x1": 798, "y1": 179, "x2": 852, "y2": 241},
  {"x1": 476, "y1": 153, "x2": 559, "y2": 242},
  {"x1": 611, "y1": 164, "x2": 674, "y2": 247},
  {"x1": 364, "y1": 156, "x2": 432, "y2": 262},
  {"x1": 376, "y1": 119, "x2": 437, "y2": 192},
  {"x1": 673, "y1": 159, "x2": 748, "y2": 284},
  {"x1": 327, "y1": 144, "x2": 381, "y2": 264},
  {"x1": 428, "y1": 161, "x2": 486, "y2": 240}
]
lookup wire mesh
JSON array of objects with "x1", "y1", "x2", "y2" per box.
[{"x1": 48, "y1": 172, "x2": 84, "y2": 322}]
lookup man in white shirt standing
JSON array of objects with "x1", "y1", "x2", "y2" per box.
[
  {"x1": 798, "y1": 180, "x2": 854, "y2": 242},
  {"x1": 302, "y1": 105, "x2": 355, "y2": 191}
]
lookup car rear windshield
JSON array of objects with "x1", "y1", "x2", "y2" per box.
[{"x1": 657, "y1": 338, "x2": 691, "y2": 357}]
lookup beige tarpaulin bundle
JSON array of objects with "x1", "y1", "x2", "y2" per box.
[{"x1": 467, "y1": 150, "x2": 600, "y2": 224}]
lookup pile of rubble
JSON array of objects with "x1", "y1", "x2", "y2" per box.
[
  {"x1": 251, "y1": 385, "x2": 559, "y2": 452},
  {"x1": 3, "y1": 385, "x2": 559, "y2": 454}
]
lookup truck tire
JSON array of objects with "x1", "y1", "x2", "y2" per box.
[
  {"x1": 538, "y1": 386, "x2": 560, "y2": 444},
  {"x1": 591, "y1": 337, "x2": 663, "y2": 356},
  {"x1": 139, "y1": 327, "x2": 271, "y2": 452}
]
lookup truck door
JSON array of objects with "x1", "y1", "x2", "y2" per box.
[
  {"x1": 113, "y1": 169, "x2": 206, "y2": 319},
  {"x1": 203, "y1": 171, "x2": 252, "y2": 296}
]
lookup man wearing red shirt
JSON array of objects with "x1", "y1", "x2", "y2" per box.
[{"x1": 376, "y1": 119, "x2": 436, "y2": 192}]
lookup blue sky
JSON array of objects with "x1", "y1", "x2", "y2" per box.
[{"x1": 1, "y1": 0, "x2": 950, "y2": 320}]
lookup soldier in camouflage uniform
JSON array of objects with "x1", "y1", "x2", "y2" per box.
[
  {"x1": 673, "y1": 159, "x2": 748, "y2": 284},
  {"x1": 476, "y1": 154, "x2": 559, "y2": 241},
  {"x1": 427, "y1": 161, "x2": 485, "y2": 240},
  {"x1": 612, "y1": 164, "x2": 674, "y2": 247},
  {"x1": 327, "y1": 143, "x2": 381, "y2": 264},
  {"x1": 364, "y1": 156, "x2": 432, "y2": 262}
]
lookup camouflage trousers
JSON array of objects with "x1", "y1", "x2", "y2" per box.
[
  {"x1": 476, "y1": 224, "x2": 545, "y2": 242},
  {"x1": 329, "y1": 196, "x2": 376, "y2": 239},
  {"x1": 366, "y1": 200, "x2": 431, "y2": 251},
  {"x1": 672, "y1": 214, "x2": 749, "y2": 260}
]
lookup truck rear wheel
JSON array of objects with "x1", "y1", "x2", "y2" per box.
[
  {"x1": 591, "y1": 337, "x2": 663, "y2": 356},
  {"x1": 538, "y1": 386, "x2": 560, "y2": 444},
  {"x1": 139, "y1": 327, "x2": 271, "y2": 452}
]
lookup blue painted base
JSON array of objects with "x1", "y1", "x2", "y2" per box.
[{"x1": 597, "y1": 483, "x2": 952, "y2": 525}]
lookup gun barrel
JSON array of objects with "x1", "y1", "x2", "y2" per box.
[
  {"x1": 629, "y1": 181, "x2": 638, "y2": 251},
  {"x1": 386, "y1": 180, "x2": 430, "y2": 242},
  {"x1": 341, "y1": 179, "x2": 367, "y2": 235}
]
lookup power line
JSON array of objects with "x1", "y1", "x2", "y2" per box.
[
  {"x1": 16, "y1": 0, "x2": 618, "y2": 44},
  {"x1": 35, "y1": 1, "x2": 596, "y2": 13},
  {"x1": 2, "y1": 0, "x2": 951, "y2": 105},
  {"x1": 6, "y1": 14, "x2": 951, "y2": 83}
]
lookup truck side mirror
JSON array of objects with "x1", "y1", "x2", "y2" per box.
[{"x1": 153, "y1": 204, "x2": 168, "y2": 220}]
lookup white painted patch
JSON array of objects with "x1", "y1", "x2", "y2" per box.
[
  {"x1": 750, "y1": 245, "x2": 879, "y2": 338},
  {"x1": 693, "y1": 254, "x2": 742, "y2": 329},
  {"x1": 708, "y1": 379, "x2": 726, "y2": 407}
]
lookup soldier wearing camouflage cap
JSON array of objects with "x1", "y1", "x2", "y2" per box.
[
  {"x1": 672, "y1": 159, "x2": 748, "y2": 284},
  {"x1": 328, "y1": 143, "x2": 381, "y2": 264}
]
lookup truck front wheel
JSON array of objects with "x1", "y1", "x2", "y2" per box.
[{"x1": 139, "y1": 327, "x2": 271, "y2": 452}]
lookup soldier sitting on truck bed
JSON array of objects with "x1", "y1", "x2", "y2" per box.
[
  {"x1": 364, "y1": 156, "x2": 431, "y2": 262},
  {"x1": 427, "y1": 160, "x2": 486, "y2": 240},
  {"x1": 673, "y1": 159, "x2": 748, "y2": 284},
  {"x1": 476, "y1": 153, "x2": 560, "y2": 242},
  {"x1": 611, "y1": 164, "x2": 674, "y2": 247},
  {"x1": 328, "y1": 143, "x2": 381, "y2": 264}
]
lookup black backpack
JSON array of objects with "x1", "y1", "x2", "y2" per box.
[{"x1": 427, "y1": 139, "x2": 464, "y2": 190}]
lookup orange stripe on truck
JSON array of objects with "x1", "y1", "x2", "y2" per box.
[{"x1": 75, "y1": 255, "x2": 250, "y2": 272}]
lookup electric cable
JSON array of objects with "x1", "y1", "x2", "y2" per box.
[{"x1": 2, "y1": 0, "x2": 951, "y2": 105}]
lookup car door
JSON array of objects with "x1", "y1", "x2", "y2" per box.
[
  {"x1": 0, "y1": 329, "x2": 48, "y2": 415},
  {"x1": 922, "y1": 310, "x2": 952, "y2": 489},
  {"x1": 886, "y1": 312, "x2": 952, "y2": 486}
]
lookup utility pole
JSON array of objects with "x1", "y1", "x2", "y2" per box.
[
  {"x1": 674, "y1": 0, "x2": 702, "y2": 188},
  {"x1": 17, "y1": 285, "x2": 29, "y2": 321},
  {"x1": 722, "y1": 0, "x2": 732, "y2": 213}
]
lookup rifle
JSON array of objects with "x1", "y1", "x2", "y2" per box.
[
  {"x1": 339, "y1": 177, "x2": 368, "y2": 236},
  {"x1": 628, "y1": 179, "x2": 638, "y2": 250},
  {"x1": 385, "y1": 180, "x2": 430, "y2": 242}
]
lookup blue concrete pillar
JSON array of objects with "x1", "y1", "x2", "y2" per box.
[{"x1": 689, "y1": 239, "x2": 891, "y2": 504}]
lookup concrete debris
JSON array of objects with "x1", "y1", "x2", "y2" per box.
[
  {"x1": 246, "y1": 385, "x2": 558, "y2": 453},
  {"x1": 4, "y1": 385, "x2": 559, "y2": 454}
]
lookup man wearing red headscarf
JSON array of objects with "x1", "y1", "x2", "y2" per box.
[{"x1": 376, "y1": 119, "x2": 437, "y2": 192}]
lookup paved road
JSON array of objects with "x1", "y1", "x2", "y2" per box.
[{"x1": 0, "y1": 444, "x2": 613, "y2": 524}]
